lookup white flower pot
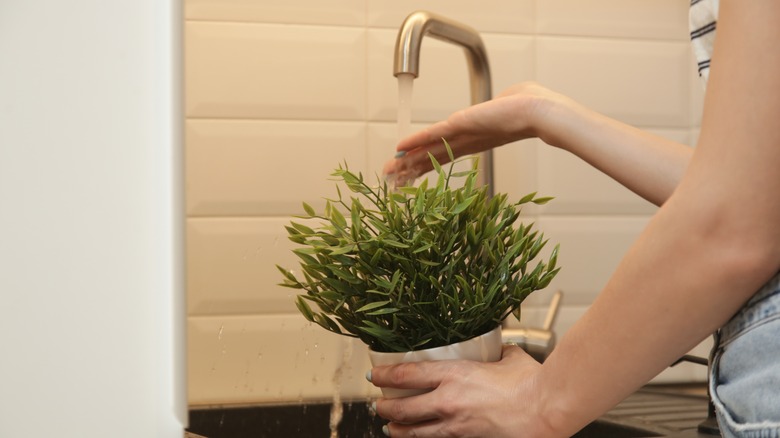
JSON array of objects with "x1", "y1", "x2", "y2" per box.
[{"x1": 368, "y1": 326, "x2": 503, "y2": 398}]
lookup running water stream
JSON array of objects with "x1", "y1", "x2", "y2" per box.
[
  {"x1": 396, "y1": 73, "x2": 414, "y2": 142},
  {"x1": 328, "y1": 74, "x2": 415, "y2": 438}
]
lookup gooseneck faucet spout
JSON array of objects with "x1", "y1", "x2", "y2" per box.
[{"x1": 394, "y1": 11, "x2": 494, "y2": 196}]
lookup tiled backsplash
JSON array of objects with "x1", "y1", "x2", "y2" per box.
[{"x1": 185, "y1": 0, "x2": 707, "y2": 406}]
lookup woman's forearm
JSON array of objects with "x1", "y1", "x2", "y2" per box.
[
  {"x1": 533, "y1": 95, "x2": 692, "y2": 207},
  {"x1": 538, "y1": 187, "x2": 777, "y2": 436}
]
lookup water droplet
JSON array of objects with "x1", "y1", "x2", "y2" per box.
[{"x1": 304, "y1": 349, "x2": 309, "y2": 356}]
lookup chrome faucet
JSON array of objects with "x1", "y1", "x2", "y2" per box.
[{"x1": 393, "y1": 11, "x2": 494, "y2": 197}]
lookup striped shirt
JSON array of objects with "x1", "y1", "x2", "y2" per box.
[{"x1": 689, "y1": 0, "x2": 719, "y2": 83}]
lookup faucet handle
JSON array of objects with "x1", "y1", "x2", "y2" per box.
[
  {"x1": 542, "y1": 289, "x2": 563, "y2": 331},
  {"x1": 502, "y1": 290, "x2": 564, "y2": 362}
]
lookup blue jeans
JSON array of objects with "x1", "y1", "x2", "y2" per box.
[{"x1": 710, "y1": 271, "x2": 780, "y2": 437}]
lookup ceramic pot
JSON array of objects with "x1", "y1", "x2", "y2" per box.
[{"x1": 368, "y1": 326, "x2": 503, "y2": 398}]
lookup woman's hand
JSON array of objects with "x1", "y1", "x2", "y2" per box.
[
  {"x1": 369, "y1": 345, "x2": 568, "y2": 438},
  {"x1": 383, "y1": 82, "x2": 567, "y2": 185},
  {"x1": 383, "y1": 80, "x2": 691, "y2": 206}
]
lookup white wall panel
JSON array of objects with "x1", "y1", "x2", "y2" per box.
[
  {"x1": 186, "y1": 22, "x2": 366, "y2": 120},
  {"x1": 0, "y1": 1, "x2": 186, "y2": 435}
]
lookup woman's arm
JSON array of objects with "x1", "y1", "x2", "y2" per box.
[
  {"x1": 542, "y1": 1, "x2": 780, "y2": 432},
  {"x1": 372, "y1": 1, "x2": 780, "y2": 436},
  {"x1": 385, "y1": 83, "x2": 692, "y2": 207}
]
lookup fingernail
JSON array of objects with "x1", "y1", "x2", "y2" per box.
[
  {"x1": 382, "y1": 425, "x2": 391, "y2": 437},
  {"x1": 394, "y1": 151, "x2": 407, "y2": 158},
  {"x1": 365, "y1": 370, "x2": 372, "y2": 382},
  {"x1": 370, "y1": 400, "x2": 377, "y2": 413}
]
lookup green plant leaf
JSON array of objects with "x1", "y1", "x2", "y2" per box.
[
  {"x1": 302, "y1": 202, "x2": 316, "y2": 217},
  {"x1": 290, "y1": 221, "x2": 315, "y2": 235},
  {"x1": 356, "y1": 300, "x2": 391, "y2": 313},
  {"x1": 366, "y1": 307, "x2": 399, "y2": 316}
]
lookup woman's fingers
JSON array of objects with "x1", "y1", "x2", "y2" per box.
[
  {"x1": 383, "y1": 420, "x2": 448, "y2": 438},
  {"x1": 374, "y1": 393, "x2": 441, "y2": 425},
  {"x1": 370, "y1": 360, "x2": 447, "y2": 391}
]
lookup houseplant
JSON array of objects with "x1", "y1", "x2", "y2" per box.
[{"x1": 277, "y1": 142, "x2": 560, "y2": 394}]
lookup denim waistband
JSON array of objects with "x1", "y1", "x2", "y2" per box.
[{"x1": 718, "y1": 270, "x2": 780, "y2": 344}]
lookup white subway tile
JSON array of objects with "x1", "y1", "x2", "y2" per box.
[
  {"x1": 185, "y1": 0, "x2": 365, "y2": 26},
  {"x1": 187, "y1": 218, "x2": 304, "y2": 316},
  {"x1": 188, "y1": 314, "x2": 375, "y2": 405},
  {"x1": 482, "y1": 33, "x2": 537, "y2": 96},
  {"x1": 492, "y1": 139, "x2": 542, "y2": 216},
  {"x1": 535, "y1": 129, "x2": 689, "y2": 216},
  {"x1": 533, "y1": 216, "x2": 651, "y2": 306},
  {"x1": 186, "y1": 22, "x2": 366, "y2": 120},
  {"x1": 537, "y1": 37, "x2": 692, "y2": 128},
  {"x1": 186, "y1": 120, "x2": 367, "y2": 216},
  {"x1": 367, "y1": 0, "x2": 535, "y2": 34},
  {"x1": 537, "y1": 0, "x2": 689, "y2": 41}
]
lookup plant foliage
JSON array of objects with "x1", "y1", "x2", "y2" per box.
[{"x1": 277, "y1": 141, "x2": 560, "y2": 353}]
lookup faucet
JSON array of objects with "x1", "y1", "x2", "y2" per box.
[{"x1": 394, "y1": 11, "x2": 494, "y2": 197}]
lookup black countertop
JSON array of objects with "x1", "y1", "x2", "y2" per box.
[{"x1": 187, "y1": 383, "x2": 718, "y2": 438}]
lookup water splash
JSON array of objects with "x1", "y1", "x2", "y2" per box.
[{"x1": 329, "y1": 339, "x2": 354, "y2": 438}]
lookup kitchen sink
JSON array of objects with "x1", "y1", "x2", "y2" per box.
[
  {"x1": 187, "y1": 384, "x2": 714, "y2": 438},
  {"x1": 573, "y1": 419, "x2": 661, "y2": 437}
]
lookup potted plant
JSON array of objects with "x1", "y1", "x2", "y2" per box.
[{"x1": 277, "y1": 142, "x2": 560, "y2": 397}]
